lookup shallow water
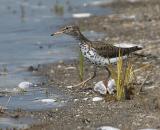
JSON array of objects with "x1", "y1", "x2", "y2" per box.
[
  {"x1": 0, "y1": 87, "x2": 68, "y2": 111},
  {"x1": 0, "y1": 117, "x2": 34, "y2": 129},
  {"x1": 0, "y1": 0, "x2": 112, "y2": 128},
  {"x1": 0, "y1": 1, "x2": 112, "y2": 126}
]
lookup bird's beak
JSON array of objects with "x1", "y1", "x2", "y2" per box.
[{"x1": 51, "y1": 30, "x2": 64, "y2": 36}]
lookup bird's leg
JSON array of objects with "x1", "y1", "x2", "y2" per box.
[
  {"x1": 73, "y1": 66, "x2": 97, "y2": 87},
  {"x1": 105, "y1": 67, "x2": 111, "y2": 79},
  {"x1": 102, "y1": 67, "x2": 111, "y2": 90}
]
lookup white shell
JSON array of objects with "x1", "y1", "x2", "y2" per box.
[
  {"x1": 94, "y1": 81, "x2": 107, "y2": 95},
  {"x1": 72, "y1": 13, "x2": 92, "y2": 18},
  {"x1": 107, "y1": 79, "x2": 116, "y2": 94},
  {"x1": 34, "y1": 99, "x2": 56, "y2": 103},
  {"x1": 18, "y1": 82, "x2": 35, "y2": 90},
  {"x1": 66, "y1": 86, "x2": 73, "y2": 89},
  {"x1": 65, "y1": 67, "x2": 76, "y2": 70},
  {"x1": 92, "y1": 97, "x2": 103, "y2": 102},
  {"x1": 94, "y1": 79, "x2": 116, "y2": 95},
  {"x1": 97, "y1": 126, "x2": 120, "y2": 130}
]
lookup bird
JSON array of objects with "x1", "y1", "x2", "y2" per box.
[{"x1": 51, "y1": 25, "x2": 142, "y2": 87}]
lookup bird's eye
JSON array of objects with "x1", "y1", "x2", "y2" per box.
[{"x1": 66, "y1": 27, "x2": 68, "y2": 29}]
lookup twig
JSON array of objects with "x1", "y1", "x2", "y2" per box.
[
  {"x1": 138, "y1": 73, "x2": 150, "y2": 94},
  {"x1": 134, "y1": 64, "x2": 152, "y2": 73},
  {"x1": 6, "y1": 96, "x2": 11, "y2": 107}
]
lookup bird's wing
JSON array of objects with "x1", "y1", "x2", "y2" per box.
[{"x1": 91, "y1": 41, "x2": 142, "y2": 58}]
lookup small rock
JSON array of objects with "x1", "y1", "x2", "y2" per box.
[
  {"x1": 92, "y1": 97, "x2": 103, "y2": 102},
  {"x1": 34, "y1": 99, "x2": 56, "y2": 103},
  {"x1": 74, "y1": 99, "x2": 79, "y2": 102},
  {"x1": 65, "y1": 66, "x2": 76, "y2": 70},
  {"x1": 94, "y1": 81, "x2": 107, "y2": 95},
  {"x1": 64, "y1": 73, "x2": 70, "y2": 77},
  {"x1": 57, "y1": 65, "x2": 62, "y2": 69},
  {"x1": 28, "y1": 66, "x2": 38, "y2": 71},
  {"x1": 107, "y1": 79, "x2": 116, "y2": 94},
  {"x1": 75, "y1": 114, "x2": 80, "y2": 117},
  {"x1": 28, "y1": 66, "x2": 34, "y2": 71},
  {"x1": 18, "y1": 82, "x2": 37, "y2": 90},
  {"x1": 72, "y1": 13, "x2": 92, "y2": 18},
  {"x1": 66, "y1": 86, "x2": 73, "y2": 89},
  {"x1": 83, "y1": 98, "x2": 88, "y2": 101},
  {"x1": 50, "y1": 69, "x2": 55, "y2": 74},
  {"x1": 94, "y1": 79, "x2": 116, "y2": 95},
  {"x1": 97, "y1": 126, "x2": 120, "y2": 130}
]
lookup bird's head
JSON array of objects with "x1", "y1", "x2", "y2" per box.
[{"x1": 51, "y1": 25, "x2": 81, "y2": 37}]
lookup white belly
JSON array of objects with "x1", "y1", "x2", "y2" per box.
[{"x1": 80, "y1": 44, "x2": 127, "y2": 66}]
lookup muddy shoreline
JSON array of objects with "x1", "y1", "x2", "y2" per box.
[{"x1": 1, "y1": 0, "x2": 160, "y2": 130}]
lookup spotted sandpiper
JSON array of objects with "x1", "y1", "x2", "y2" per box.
[{"x1": 51, "y1": 25, "x2": 142, "y2": 87}]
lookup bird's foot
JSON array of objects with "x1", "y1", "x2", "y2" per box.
[
  {"x1": 73, "y1": 73, "x2": 94, "y2": 88},
  {"x1": 73, "y1": 80, "x2": 87, "y2": 88}
]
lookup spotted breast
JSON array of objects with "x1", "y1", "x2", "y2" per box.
[{"x1": 79, "y1": 43, "x2": 127, "y2": 66}]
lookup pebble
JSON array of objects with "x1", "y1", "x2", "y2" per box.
[
  {"x1": 107, "y1": 79, "x2": 116, "y2": 94},
  {"x1": 66, "y1": 86, "x2": 73, "y2": 89},
  {"x1": 18, "y1": 82, "x2": 37, "y2": 90},
  {"x1": 72, "y1": 13, "x2": 92, "y2": 18},
  {"x1": 92, "y1": 97, "x2": 103, "y2": 102},
  {"x1": 65, "y1": 67, "x2": 76, "y2": 70},
  {"x1": 97, "y1": 126, "x2": 120, "y2": 130},
  {"x1": 34, "y1": 99, "x2": 57, "y2": 103},
  {"x1": 75, "y1": 114, "x2": 80, "y2": 117},
  {"x1": 50, "y1": 69, "x2": 54, "y2": 74},
  {"x1": 57, "y1": 65, "x2": 62, "y2": 69},
  {"x1": 94, "y1": 79, "x2": 116, "y2": 95},
  {"x1": 94, "y1": 81, "x2": 107, "y2": 95},
  {"x1": 83, "y1": 98, "x2": 88, "y2": 101},
  {"x1": 74, "y1": 99, "x2": 79, "y2": 102}
]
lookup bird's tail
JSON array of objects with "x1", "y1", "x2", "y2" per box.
[
  {"x1": 119, "y1": 45, "x2": 143, "y2": 56},
  {"x1": 128, "y1": 45, "x2": 143, "y2": 52}
]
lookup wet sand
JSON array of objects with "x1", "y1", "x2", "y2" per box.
[{"x1": 1, "y1": 0, "x2": 160, "y2": 130}]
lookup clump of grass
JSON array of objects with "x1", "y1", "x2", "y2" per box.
[
  {"x1": 109, "y1": 51, "x2": 134, "y2": 100},
  {"x1": 78, "y1": 51, "x2": 84, "y2": 81},
  {"x1": 116, "y1": 56, "x2": 134, "y2": 100}
]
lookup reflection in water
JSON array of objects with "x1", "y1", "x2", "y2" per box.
[
  {"x1": 0, "y1": 0, "x2": 111, "y2": 109},
  {"x1": 0, "y1": 0, "x2": 111, "y2": 89},
  {"x1": 0, "y1": 117, "x2": 34, "y2": 129},
  {"x1": 20, "y1": 1, "x2": 27, "y2": 22},
  {"x1": 0, "y1": 64, "x2": 8, "y2": 75},
  {"x1": 0, "y1": 87, "x2": 67, "y2": 111},
  {"x1": 65, "y1": 0, "x2": 73, "y2": 12},
  {"x1": 52, "y1": 0, "x2": 64, "y2": 16},
  {"x1": 0, "y1": 0, "x2": 112, "y2": 128}
]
